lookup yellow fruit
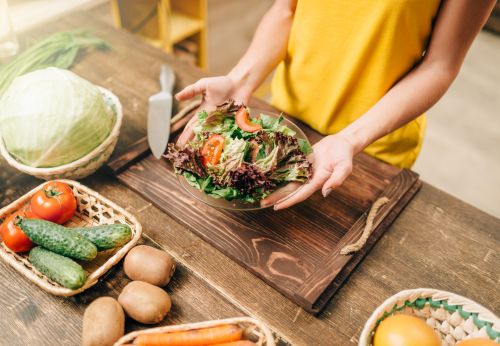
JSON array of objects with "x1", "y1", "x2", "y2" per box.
[
  {"x1": 457, "y1": 338, "x2": 499, "y2": 346},
  {"x1": 373, "y1": 314, "x2": 441, "y2": 346}
]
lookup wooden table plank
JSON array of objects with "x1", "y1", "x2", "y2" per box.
[
  {"x1": 0, "y1": 11, "x2": 498, "y2": 346},
  {"x1": 92, "y1": 179, "x2": 500, "y2": 345}
]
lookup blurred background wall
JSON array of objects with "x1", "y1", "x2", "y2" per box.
[{"x1": 6, "y1": 0, "x2": 500, "y2": 217}]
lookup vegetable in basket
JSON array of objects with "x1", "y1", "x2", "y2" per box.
[
  {"x1": 0, "y1": 208, "x2": 38, "y2": 252},
  {"x1": 0, "y1": 67, "x2": 115, "y2": 168},
  {"x1": 166, "y1": 100, "x2": 313, "y2": 203},
  {"x1": 30, "y1": 181, "x2": 77, "y2": 224},
  {"x1": 20, "y1": 219, "x2": 98, "y2": 261},
  {"x1": 373, "y1": 314, "x2": 440, "y2": 346},
  {"x1": 134, "y1": 324, "x2": 243, "y2": 346},
  {"x1": 29, "y1": 246, "x2": 87, "y2": 289}
]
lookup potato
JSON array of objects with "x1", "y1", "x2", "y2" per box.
[
  {"x1": 123, "y1": 245, "x2": 176, "y2": 287},
  {"x1": 82, "y1": 297, "x2": 124, "y2": 346},
  {"x1": 118, "y1": 281, "x2": 171, "y2": 324}
]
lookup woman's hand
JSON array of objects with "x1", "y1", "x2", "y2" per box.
[
  {"x1": 261, "y1": 134, "x2": 355, "y2": 210},
  {"x1": 176, "y1": 75, "x2": 251, "y2": 108},
  {"x1": 175, "y1": 75, "x2": 252, "y2": 146}
]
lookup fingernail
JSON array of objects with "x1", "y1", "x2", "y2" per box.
[
  {"x1": 323, "y1": 188, "x2": 332, "y2": 198},
  {"x1": 273, "y1": 205, "x2": 280, "y2": 211}
]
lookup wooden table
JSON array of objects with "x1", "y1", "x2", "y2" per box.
[{"x1": 0, "y1": 12, "x2": 498, "y2": 346}]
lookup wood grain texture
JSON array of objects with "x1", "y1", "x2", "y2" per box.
[
  {"x1": 117, "y1": 138, "x2": 420, "y2": 313},
  {"x1": 0, "y1": 11, "x2": 498, "y2": 346},
  {"x1": 0, "y1": 233, "x2": 247, "y2": 346}
]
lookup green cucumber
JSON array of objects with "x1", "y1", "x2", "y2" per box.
[
  {"x1": 29, "y1": 247, "x2": 87, "y2": 289},
  {"x1": 74, "y1": 224, "x2": 132, "y2": 250},
  {"x1": 21, "y1": 219, "x2": 97, "y2": 261}
]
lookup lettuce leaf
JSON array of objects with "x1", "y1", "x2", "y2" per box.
[{"x1": 167, "y1": 101, "x2": 313, "y2": 204}]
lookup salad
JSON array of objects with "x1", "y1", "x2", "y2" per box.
[{"x1": 166, "y1": 100, "x2": 313, "y2": 204}]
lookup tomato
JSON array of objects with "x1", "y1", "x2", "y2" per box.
[
  {"x1": 201, "y1": 134, "x2": 225, "y2": 166},
  {"x1": 457, "y1": 339, "x2": 499, "y2": 346},
  {"x1": 30, "y1": 181, "x2": 77, "y2": 224},
  {"x1": 235, "y1": 107, "x2": 262, "y2": 133},
  {"x1": 0, "y1": 208, "x2": 38, "y2": 253},
  {"x1": 373, "y1": 314, "x2": 440, "y2": 346}
]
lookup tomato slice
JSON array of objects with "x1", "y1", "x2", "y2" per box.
[
  {"x1": 0, "y1": 208, "x2": 38, "y2": 253},
  {"x1": 201, "y1": 134, "x2": 225, "y2": 166},
  {"x1": 235, "y1": 107, "x2": 262, "y2": 133}
]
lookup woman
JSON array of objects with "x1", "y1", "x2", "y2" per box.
[{"x1": 176, "y1": 0, "x2": 495, "y2": 210}]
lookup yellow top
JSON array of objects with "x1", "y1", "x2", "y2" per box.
[{"x1": 272, "y1": 0, "x2": 441, "y2": 168}]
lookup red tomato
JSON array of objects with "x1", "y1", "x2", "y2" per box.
[
  {"x1": 201, "y1": 134, "x2": 225, "y2": 166},
  {"x1": 235, "y1": 107, "x2": 262, "y2": 133},
  {"x1": 30, "y1": 181, "x2": 77, "y2": 224},
  {"x1": 0, "y1": 208, "x2": 38, "y2": 253}
]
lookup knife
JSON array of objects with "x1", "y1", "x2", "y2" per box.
[{"x1": 148, "y1": 64, "x2": 176, "y2": 159}]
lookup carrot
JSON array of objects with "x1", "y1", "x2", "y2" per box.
[
  {"x1": 209, "y1": 341, "x2": 255, "y2": 346},
  {"x1": 134, "y1": 324, "x2": 243, "y2": 346}
]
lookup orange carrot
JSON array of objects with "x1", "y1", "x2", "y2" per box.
[
  {"x1": 209, "y1": 341, "x2": 256, "y2": 346},
  {"x1": 134, "y1": 324, "x2": 243, "y2": 346}
]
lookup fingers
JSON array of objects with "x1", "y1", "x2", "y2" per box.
[
  {"x1": 176, "y1": 116, "x2": 198, "y2": 147},
  {"x1": 273, "y1": 166, "x2": 331, "y2": 210},
  {"x1": 260, "y1": 182, "x2": 301, "y2": 207},
  {"x1": 175, "y1": 81, "x2": 205, "y2": 101},
  {"x1": 321, "y1": 163, "x2": 352, "y2": 197},
  {"x1": 273, "y1": 179, "x2": 321, "y2": 210}
]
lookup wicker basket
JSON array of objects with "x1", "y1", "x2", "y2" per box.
[
  {"x1": 0, "y1": 87, "x2": 122, "y2": 180},
  {"x1": 114, "y1": 316, "x2": 276, "y2": 346},
  {"x1": 359, "y1": 288, "x2": 500, "y2": 346},
  {"x1": 0, "y1": 180, "x2": 142, "y2": 296}
]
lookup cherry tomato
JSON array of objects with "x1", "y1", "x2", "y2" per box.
[
  {"x1": 30, "y1": 181, "x2": 77, "y2": 224},
  {"x1": 0, "y1": 208, "x2": 38, "y2": 253},
  {"x1": 235, "y1": 107, "x2": 262, "y2": 133},
  {"x1": 201, "y1": 134, "x2": 225, "y2": 166}
]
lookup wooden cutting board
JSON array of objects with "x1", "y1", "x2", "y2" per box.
[{"x1": 108, "y1": 102, "x2": 421, "y2": 314}]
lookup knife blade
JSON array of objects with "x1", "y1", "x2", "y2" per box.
[{"x1": 148, "y1": 64, "x2": 176, "y2": 159}]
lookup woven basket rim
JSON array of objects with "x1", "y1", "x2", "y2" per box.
[
  {"x1": 358, "y1": 288, "x2": 500, "y2": 346},
  {"x1": 113, "y1": 316, "x2": 276, "y2": 346},
  {"x1": 0, "y1": 86, "x2": 122, "y2": 173},
  {"x1": 0, "y1": 179, "x2": 142, "y2": 296}
]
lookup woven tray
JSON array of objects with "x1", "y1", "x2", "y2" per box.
[
  {"x1": 0, "y1": 180, "x2": 142, "y2": 296},
  {"x1": 114, "y1": 316, "x2": 276, "y2": 346},
  {"x1": 359, "y1": 288, "x2": 500, "y2": 346}
]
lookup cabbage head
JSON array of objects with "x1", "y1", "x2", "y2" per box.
[{"x1": 0, "y1": 67, "x2": 115, "y2": 168}]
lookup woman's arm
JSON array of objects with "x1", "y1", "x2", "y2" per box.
[
  {"x1": 273, "y1": 0, "x2": 496, "y2": 210},
  {"x1": 175, "y1": 0, "x2": 297, "y2": 106},
  {"x1": 339, "y1": 0, "x2": 497, "y2": 155}
]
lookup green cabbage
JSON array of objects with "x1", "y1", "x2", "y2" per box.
[{"x1": 0, "y1": 67, "x2": 115, "y2": 168}]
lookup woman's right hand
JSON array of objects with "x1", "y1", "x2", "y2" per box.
[{"x1": 175, "y1": 75, "x2": 251, "y2": 146}]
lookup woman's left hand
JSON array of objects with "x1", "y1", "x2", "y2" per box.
[{"x1": 261, "y1": 134, "x2": 355, "y2": 210}]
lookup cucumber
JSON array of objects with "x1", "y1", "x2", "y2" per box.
[
  {"x1": 29, "y1": 247, "x2": 87, "y2": 289},
  {"x1": 74, "y1": 224, "x2": 132, "y2": 251},
  {"x1": 21, "y1": 219, "x2": 97, "y2": 261}
]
